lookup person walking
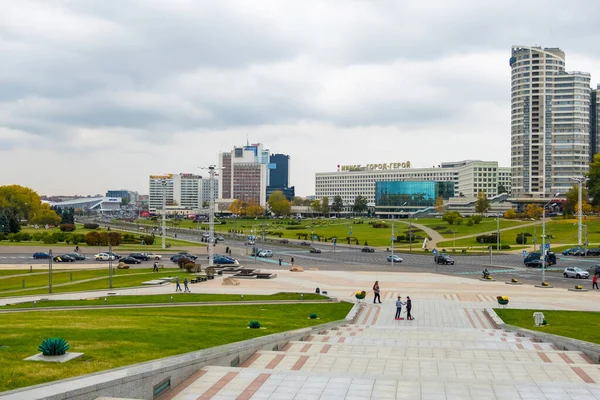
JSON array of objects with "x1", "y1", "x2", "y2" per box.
[
  {"x1": 406, "y1": 296, "x2": 414, "y2": 320},
  {"x1": 183, "y1": 277, "x2": 190, "y2": 293},
  {"x1": 175, "y1": 276, "x2": 182, "y2": 292},
  {"x1": 278, "y1": 257, "x2": 282, "y2": 266},
  {"x1": 153, "y1": 262, "x2": 159, "y2": 273},
  {"x1": 593, "y1": 274, "x2": 598, "y2": 290},
  {"x1": 373, "y1": 281, "x2": 382, "y2": 304},
  {"x1": 291, "y1": 257, "x2": 295, "y2": 267},
  {"x1": 395, "y1": 296, "x2": 405, "y2": 319},
  {"x1": 225, "y1": 246, "x2": 229, "y2": 254}
]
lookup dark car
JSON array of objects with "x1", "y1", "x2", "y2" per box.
[
  {"x1": 251, "y1": 248, "x2": 263, "y2": 257},
  {"x1": 120, "y1": 256, "x2": 142, "y2": 264},
  {"x1": 65, "y1": 252, "x2": 86, "y2": 260},
  {"x1": 588, "y1": 265, "x2": 600, "y2": 275},
  {"x1": 170, "y1": 254, "x2": 186, "y2": 263},
  {"x1": 361, "y1": 247, "x2": 375, "y2": 253},
  {"x1": 436, "y1": 253, "x2": 454, "y2": 265},
  {"x1": 53, "y1": 254, "x2": 75, "y2": 262},
  {"x1": 310, "y1": 247, "x2": 322, "y2": 253},
  {"x1": 214, "y1": 255, "x2": 237, "y2": 264},
  {"x1": 106, "y1": 252, "x2": 121, "y2": 259},
  {"x1": 33, "y1": 252, "x2": 51, "y2": 259},
  {"x1": 177, "y1": 252, "x2": 197, "y2": 260},
  {"x1": 130, "y1": 253, "x2": 149, "y2": 261},
  {"x1": 524, "y1": 252, "x2": 557, "y2": 266},
  {"x1": 525, "y1": 259, "x2": 543, "y2": 268}
]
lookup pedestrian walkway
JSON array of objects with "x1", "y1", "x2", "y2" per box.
[{"x1": 163, "y1": 296, "x2": 600, "y2": 399}]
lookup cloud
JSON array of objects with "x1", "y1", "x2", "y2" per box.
[{"x1": 0, "y1": 0, "x2": 599, "y2": 197}]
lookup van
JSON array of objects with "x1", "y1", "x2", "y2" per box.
[{"x1": 524, "y1": 251, "x2": 557, "y2": 266}]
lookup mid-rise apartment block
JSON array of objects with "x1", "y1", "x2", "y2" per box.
[
  {"x1": 218, "y1": 143, "x2": 269, "y2": 206},
  {"x1": 592, "y1": 85, "x2": 599, "y2": 161},
  {"x1": 148, "y1": 173, "x2": 202, "y2": 213},
  {"x1": 510, "y1": 46, "x2": 591, "y2": 199}
]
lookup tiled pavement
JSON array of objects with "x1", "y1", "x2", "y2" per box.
[{"x1": 163, "y1": 297, "x2": 600, "y2": 400}]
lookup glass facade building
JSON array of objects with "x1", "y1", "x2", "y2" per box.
[{"x1": 375, "y1": 181, "x2": 455, "y2": 207}]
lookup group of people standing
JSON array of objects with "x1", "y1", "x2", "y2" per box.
[{"x1": 373, "y1": 281, "x2": 414, "y2": 321}]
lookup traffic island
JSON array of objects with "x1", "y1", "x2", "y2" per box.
[
  {"x1": 505, "y1": 278, "x2": 523, "y2": 285},
  {"x1": 535, "y1": 282, "x2": 554, "y2": 288},
  {"x1": 568, "y1": 285, "x2": 588, "y2": 292}
]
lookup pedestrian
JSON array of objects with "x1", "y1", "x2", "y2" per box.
[
  {"x1": 593, "y1": 274, "x2": 598, "y2": 290},
  {"x1": 175, "y1": 276, "x2": 182, "y2": 292},
  {"x1": 395, "y1": 296, "x2": 405, "y2": 319},
  {"x1": 229, "y1": 248, "x2": 232, "y2": 256},
  {"x1": 226, "y1": 246, "x2": 229, "y2": 254},
  {"x1": 153, "y1": 262, "x2": 159, "y2": 273},
  {"x1": 291, "y1": 257, "x2": 295, "y2": 266},
  {"x1": 373, "y1": 281, "x2": 381, "y2": 304},
  {"x1": 278, "y1": 257, "x2": 282, "y2": 266},
  {"x1": 406, "y1": 296, "x2": 414, "y2": 320},
  {"x1": 183, "y1": 277, "x2": 190, "y2": 293}
]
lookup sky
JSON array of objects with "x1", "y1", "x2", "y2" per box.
[{"x1": 1, "y1": 0, "x2": 600, "y2": 197}]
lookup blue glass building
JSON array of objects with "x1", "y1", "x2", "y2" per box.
[{"x1": 375, "y1": 181, "x2": 454, "y2": 207}]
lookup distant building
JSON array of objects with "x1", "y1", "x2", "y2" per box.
[
  {"x1": 218, "y1": 143, "x2": 269, "y2": 206},
  {"x1": 267, "y1": 153, "x2": 295, "y2": 201},
  {"x1": 106, "y1": 190, "x2": 139, "y2": 204},
  {"x1": 592, "y1": 85, "x2": 599, "y2": 161},
  {"x1": 48, "y1": 197, "x2": 122, "y2": 213},
  {"x1": 148, "y1": 173, "x2": 202, "y2": 213},
  {"x1": 200, "y1": 178, "x2": 219, "y2": 207}
]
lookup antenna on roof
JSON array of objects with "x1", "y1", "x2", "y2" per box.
[{"x1": 246, "y1": 133, "x2": 249, "y2": 146}]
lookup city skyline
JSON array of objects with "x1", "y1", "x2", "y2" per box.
[{"x1": 1, "y1": 1, "x2": 600, "y2": 197}]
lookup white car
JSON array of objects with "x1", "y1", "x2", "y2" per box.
[
  {"x1": 563, "y1": 267, "x2": 589, "y2": 279},
  {"x1": 143, "y1": 253, "x2": 162, "y2": 260},
  {"x1": 258, "y1": 250, "x2": 273, "y2": 258},
  {"x1": 95, "y1": 253, "x2": 116, "y2": 261}
]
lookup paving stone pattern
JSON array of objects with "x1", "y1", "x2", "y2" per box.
[{"x1": 164, "y1": 297, "x2": 600, "y2": 400}]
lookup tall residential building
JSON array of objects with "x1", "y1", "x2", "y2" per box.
[
  {"x1": 592, "y1": 85, "x2": 600, "y2": 161},
  {"x1": 200, "y1": 178, "x2": 219, "y2": 207},
  {"x1": 218, "y1": 143, "x2": 269, "y2": 206},
  {"x1": 148, "y1": 173, "x2": 202, "y2": 213},
  {"x1": 510, "y1": 46, "x2": 591, "y2": 199},
  {"x1": 267, "y1": 153, "x2": 295, "y2": 201},
  {"x1": 106, "y1": 190, "x2": 139, "y2": 204}
]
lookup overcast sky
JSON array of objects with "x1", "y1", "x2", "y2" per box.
[{"x1": 1, "y1": 0, "x2": 599, "y2": 197}]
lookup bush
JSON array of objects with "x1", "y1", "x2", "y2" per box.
[
  {"x1": 184, "y1": 263, "x2": 201, "y2": 273},
  {"x1": 38, "y1": 337, "x2": 70, "y2": 356},
  {"x1": 83, "y1": 223, "x2": 99, "y2": 229},
  {"x1": 42, "y1": 235, "x2": 58, "y2": 244},
  {"x1": 500, "y1": 244, "x2": 511, "y2": 250},
  {"x1": 504, "y1": 209, "x2": 517, "y2": 219},
  {"x1": 142, "y1": 235, "x2": 155, "y2": 245},
  {"x1": 372, "y1": 221, "x2": 388, "y2": 228},
  {"x1": 7, "y1": 233, "x2": 21, "y2": 242},
  {"x1": 471, "y1": 215, "x2": 483, "y2": 224},
  {"x1": 475, "y1": 234, "x2": 499, "y2": 244},
  {"x1": 85, "y1": 231, "x2": 101, "y2": 246},
  {"x1": 51, "y1": 232, "x2": 68, "y2": 242},
  {"x1": 309, "y1": 313, "x2": 318, "y2": 319},
  {"x1": 467, "y1": 218, "x2": 474, "y2": 226},
  {"x1": 117, "y1": 262, "x2": 130, "y2": 269},
  {"x1": 442, "y1": 211, "x2": 461, "y2": 225},
  {"x1": 0, "y1": 232, "x2": 6, "y2": 241},
  {"x1": 178, "y1": 257, "x2": 193, "y2": 268},
  {"x1": 516, "y1": 233, "x2": 527, "y2": 245},
  {"x1": 285, "y1": 226, "x2": 307, "y2": 230},
  {"x1": 59, "y1": 224, "x2": 76, "y2": 232},
  {"x1": 248, "y1": 320, "x2": 262, "y2": 329}
]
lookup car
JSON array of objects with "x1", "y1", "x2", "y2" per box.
[
  {"x1": 33, "y1": 252, "x2": 51, "y2": 259},
  {"x1": 65, "y1": 252, "x2": 86, "y2": 260},
  {"x1": 143, "y1": 252, "x2": 162, "y2": 260},
  {"x1": 361, "y1": 247, "x2": 375, "y2": 253},
  {"x1": 279, "y1": 239, "x2": 289, "y2": 244},
  {"x1": 309, "y1": 247, "x2": 322, "y2": 253},
  {"x1": 300, "y1": 241, "x2": 311, "y2": 246},
  {"x1": 170, "y1": 254, "x2": 188, "y2": 263},
  {"x1": 177, "y1": 252, "x2": 197, "y2": 260},
  {"x1": 120, "y1": 256, "x2": 142, "y2": 264},
  {"x1": 524, "y1": 252, "x2": 557, "y2": 266},
  {"x1": 130, "y1": 253, "x2": 149, "y2": 261},
  {"x1": 563, "y1": 247, "x2": 584, "y2": 256},
  {"x1": 214, "y1": 255, "x2": 238, "y2": 265},
  {"x1": 53, "y1": 254, "x2": 75, "y2": 262},
  {"x1": 436, "y1": 253, "x2": 455, "y2": 265},
  {"x1": 216, "y1": 235, "x2": 225, "y2": 242},
  {"x1": 95, "y1": 253, "x2": 116, "y2": 261},
  {"x1": 258, "y1": 250, "x2": 273, "y2": 258},
  {"x1": 202, "y1": 233, "x2": 210, "y2": 238},
  {"x1": 524, "y1": 259, "x2": 543, "y2": 268},
  {"x1": 563, "y1": 267, "x2": 590, "y2": 279},
  {"x1": 387, "y1": 254, "x2": 402, "y2": 263},
  {"x1": 106, "y1": 252, "x2": 121, "y2": 259}
]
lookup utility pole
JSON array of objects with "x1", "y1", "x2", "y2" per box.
[
  {"x1": 571, "y1": 177, "x2": 585, "y2": 246},
  {"x1": 48, "y1": 249, "x2": 53, "y2": 294},
  {"x1": 496, "y1": 213, "x2": 500, "y2": 251},
  {"x1": 391, "y1": 216, "x2": 394, "y2": 263},
  {"x1": 109, "y1": 244, "x2": 113, "y2": 289},
  {"x1": 161, "y1": 179, "x2": 167, "y2": 250},
  {"x1": 199, "y1": 165, "x2": 221, "y2": 268}
]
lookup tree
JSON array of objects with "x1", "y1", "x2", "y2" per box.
[
  {"x1": 504, "y1": 208, "x2": 517, "y2": 219},
  {"x1": 434, "y1": 196, "x2": 445, "y2": 214},
  {"x1": 565, "y1": 184, "x2": 589, "y2": 214},
  {"x1": 0, "y1": 213, "x2": 10, "y2": 235},
  {"x1": 475, "y1": 191, "x2": 490, "y2": 214},
  {"x1": 292, "y1": 197, "x2": 304, "y2": 206},
  {"x1": 30, "y1": 204, "x2": 61, "y2": 226},
  {"x1": 60, "y1": 208, "x2": 75, "y2": 224},
  {"x1": 588, "y1": 154, "x2": 600, "y2": 206},
  {"x1": 0, "y1": 185, "x2": 42, "y2": 220},
  {"x1": 229, "y1": 199, "x2": 246, "y2": 216},
  {"x1": 311, "y1": 200, "x2": 321, "y2": 215},
  {"x1": 246, "y1": 201, "x2": 265, "y2": 217},
  {"x1": 267, "y1": 191, "x2": 291, "y2": 216},
  {"x1": 442, "y1": 211, "x2": 461, "y2": 225},
  {"x1": 352, "y1": 195, "x2": 368, "y2": 215},
  {"x1": 498, "y1": 183, "x2": 508, "y2": 195},
  {"x1": 331, "y1": 196, "x2": 344, "y2": 214},
  {"x1": 575, "y1": 200, "x2": 592, "y2": 216},
  {"x1": 525, "y1": 203, "x2": 543, "y2": 220},
  {"x1": 321, "y1": 197, "x2": 330, "y2": 217}
]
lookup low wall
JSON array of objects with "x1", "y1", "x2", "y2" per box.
[
  {"x1": 486, "y1": 308, "x2": 600, "y2": 363},
  {"x1": 2, "y1": 304, "x2": 358, "y2": 400}
]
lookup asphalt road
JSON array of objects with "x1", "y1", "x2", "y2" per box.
[{"x1": 2, "y1": 225, "x2": 600, "y2": 290}]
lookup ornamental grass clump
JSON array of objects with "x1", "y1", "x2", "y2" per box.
[
  {"x1": 38, "y1": 338, "x2": 70, "y2": 356},
  {"x1": 248, "y1": 320, "x2": 261, "y2": 329},
  {"x1": 309, "y1": 313, "x2": 318, "y2": 319}
]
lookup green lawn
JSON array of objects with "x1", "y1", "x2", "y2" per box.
[
  {"x1": 0, "y1": 269, "x2": 183, "y2": 298},
  {"x1": 494, "y1": 309, "x2": 600, "y2": 345},
  {"x1": 0, "y1": 303, "x2": 353, "y2": 391},
  {"x1": 419, "y1": 217, "x2": 531, "y2": 237},
  {"x1": 2, "y1": 292, "x2": 328, "y2": 309}
]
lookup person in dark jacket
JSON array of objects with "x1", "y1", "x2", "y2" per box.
[{"x1": 406, "y1": 296, "x2": 414, "y2": 320}]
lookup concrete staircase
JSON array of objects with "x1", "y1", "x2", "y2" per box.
[{"x1": 162, "y1": 310, "x2": 600, "y2": 400}]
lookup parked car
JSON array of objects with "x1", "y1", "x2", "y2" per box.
[
  {"x1": 95, "y1": 253, "x2": 116, "y2": 261},
  {"x1": 53, "y1": 254, "x2": 75, "y2": 262},
  {"x1": 524, "y1": 259, "x2": 543, "y2": 268},
  {"x1": 387, "y1": 254, "x2": 402, "y2": 263},
  {"x1": 214, "y1": 255, "x2": 238, "y2": 265},
  {"x1": 361, "y1": 247, "x2": 375, "y2": 253},
  {"x1": 143, "y1": 252, "x2": 162, "y2": 260},
  {"x1": 130, "y1": 253, "x2": 149, "y2": 261},
  {"x1": 309, "y1": 247, "x2": 322, "y2": 253},
  {"x1": 588, "y1": 265, "x2": 600, "y2": 275},
  {"x1": 170, "y1": 254, "x2": 188, "y2": 263},
  {"x1": 120, "y1": 256, "x2": 142, "y2": 264},
  {"x1": 32, "y1": 252, "x2": 51, "y2": 259},
  {"x1": 436, "y1": 253, "x2": 455, "y2": 265},
  {"x1": 177, "y1": 252, "x2": 197, "y2": 260},
  {"x1": 524, "y1": 252, "x2": 556, "y2": 266},
  {"x1": 65, "y1": 252, "x2": 86, "y2": 260},
  {"x1": 300, "y1": 241, "x2": 311, "y2": 246},
  {"x1": 216, "y1": 235, "x2": 225, "y2": 242},
  {"x1": 106, "y1": 252, "x2": 121, "y2": 259},
  {"x1": 279, "y1": 239, "x2": 289, "y2": 244},
  {"x1": 258, "y1": 250, "x2": 273, "y2": 258},
  {"x1": 563, "y1": 267, "x2": 589, "y2": 279}
]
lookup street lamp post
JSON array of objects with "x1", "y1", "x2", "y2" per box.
[
  {"x1": 48, "y1": 249, "x2": 53, "y2": 294},
  {"x1": 496, "y1": 213, "x2": 500, "y2": 251},
  {"x1": 161, "y1": 179, "x2": 167, "y2": 250},
  {"x1": 109, "y1": 244, "x2": 113, "y2": 289},
  {"x1": 570, "y1": 177, "x2": 585, "y2": 246},
  {"x1": 349, "y1": 226, "x2": 353, "y2": 250},
  {"x1": 200, "y1": 165, "x2": 220, "y2": 267},
  {"x1": 541, "y1": 193, "x2": 560, "y2": 284}
]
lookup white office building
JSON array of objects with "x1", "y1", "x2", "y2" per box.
[
  {"x1": 148, "y1": 173, "x2": 202, "y2": 213},
  {"x1": 200, "y1": 178, "x2": 219, "y2": 207},
  {"x1": 510, "y1": 46, "x2": 591, "y2": 199},
  {"x1": 315, "y1": 160, "x2": 511, "y2": 205}
]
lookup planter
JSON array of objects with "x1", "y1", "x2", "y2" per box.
[
  {"x1": 355, "y1": 291, "x2": 366, "y2": 302},
  {"x1": 497, "y1": 296, "x2": 509, "y2": 308}
]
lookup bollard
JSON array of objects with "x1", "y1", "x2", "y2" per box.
[
  {"x1": 30, "y1": 265, "x2": 32, "y2": 273},
  {"x1": 170, "y1": 296, "x2": 173, "y2": 303},
  {"x1": 22, "y1": 280, "x2": 25, "y2": 289},
  {"x1": 104, "y1": 297, "x2": 107, "y2": 305},
  {"x1": 34, "y1": 301, "x2": 37, "y2": 308},
  {"x1": 241, "y1": 294, "x2": 244, "y2": 301},
  {"x1": 301, "y1": 293, "x2": 304, "y2": 300}
]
